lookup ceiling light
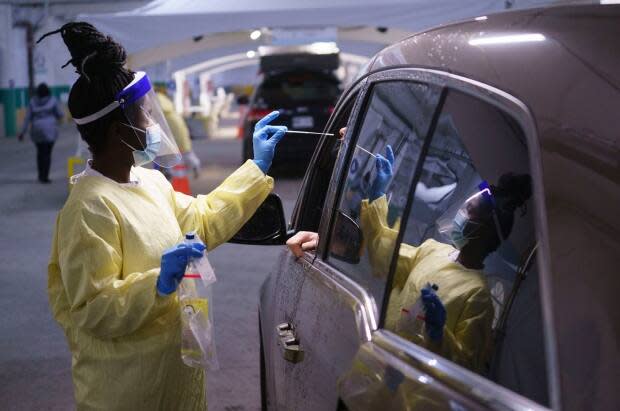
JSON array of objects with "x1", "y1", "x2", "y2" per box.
[{"x1": 250, "y1": 30, "x2": 262, "y2": 40}]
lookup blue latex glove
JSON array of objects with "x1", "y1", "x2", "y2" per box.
[
  {"x1": 156, "y1": 243, "x2": 206, "y2": 295},
  {"x1": 369, "y1": 145, "x2": 395, "y2": 202},
  {"x1": 253, "y1": 111, "x2": 287, "y2": 174},
  {"x1": 421, "y1": 287, "x2": 447, "y2": 341}
]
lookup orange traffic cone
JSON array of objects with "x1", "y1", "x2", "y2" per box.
[{"x1": 171, "y1": 163, "x2": 192, "y2": 195}]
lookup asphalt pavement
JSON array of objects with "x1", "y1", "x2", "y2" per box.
[{"x1": 0, "y1": 121, "x2": 303, "y2": 410}]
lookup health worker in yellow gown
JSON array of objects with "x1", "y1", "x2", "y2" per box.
[{"x1": 41, "y1": 22, "x2": 287, "y2": 411}]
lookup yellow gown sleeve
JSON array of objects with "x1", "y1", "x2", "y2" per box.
[
  {"x1": 173, "y1": 160, "x2": 274, "y2": 249},
  {"x1": 359, "y1": 196, "x2": 420, "y2": 287},
  {"x1": 56, "y1": 204, "x2": 174, "y2": 340},
  {"x1": 423, "y1": 287, "x2": 494, "y2": 373}
]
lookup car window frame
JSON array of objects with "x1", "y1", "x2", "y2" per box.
[
  {"x1": 313, "y1": 67, "x2": 558, "y2": 410},
  {"x1": 290, "y1": 78, "x2": 368, "y2": 234}
]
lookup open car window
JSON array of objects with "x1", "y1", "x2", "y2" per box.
[{"x1": 294, "y1": 91, "x2": 359, "y2": 233}]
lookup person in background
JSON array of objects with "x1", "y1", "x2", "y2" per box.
[
  {"x1": 18, "y1": 83, "x2": 64, "y2": 183},
  {"x1": 156, "y1": 90, "x2": 202, "y2": 177}
]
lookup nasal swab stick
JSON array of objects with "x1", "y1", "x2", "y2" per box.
[
  {"x1": 285, "y1": 129, "x2": 376, "y2": 157},
  {"x1": 354, "y1": 145, "x2": 375, "y2": 156},
  {"x1": 285, "y1": 130, "x2": 334, "y2": 136}
]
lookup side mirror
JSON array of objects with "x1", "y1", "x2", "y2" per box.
[
  {"x1": 236, "y1": 95, "x2": 249, "y2": 105},
  {"x1": 229, "y1": 193, "x2": 288, "y2": 245},
  {"x1": 329, "y1": 211, "x2": 363, "y2": 264}
]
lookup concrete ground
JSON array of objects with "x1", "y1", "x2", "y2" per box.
[{"x1": 0, "y1": 120, "x2": 303, "y2": 410}]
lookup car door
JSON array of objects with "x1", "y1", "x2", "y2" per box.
[
  {"x1": 337, "y1": 69, "x2": 556, "y2": 411},
  {"x1": 278, "y1": 73, "x2": 446, "y2": 410},
  {"x1": 260, "y1": 79, "x2": 368, "y2": 411}
]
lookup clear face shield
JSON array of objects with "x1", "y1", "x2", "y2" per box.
[
  {"x1": 73, "y1": 71, "x2": 181, "y2": 168},
  {"x1": 437, "y1": 181, "x2": 504, "y2": 249},
  {"x1": 117, "y1": 72, "x2": 181, "y2": 167}
]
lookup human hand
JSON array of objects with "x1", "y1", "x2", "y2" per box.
[
  {"x1": 369, "y1": 145, "x2": 394, "y2": 202},
  {"x1": 286, "y1": 231, "x2": 319, "y2": 258},
  {"x1": 421, "y1": 287, "x2": 446, "y2": 341},
  {"x1": 156, "y1": 243, "x2": 206, "y2": 295},
  {"x1": 253, "y1": 111, "x2": 287, "y2": 174}
]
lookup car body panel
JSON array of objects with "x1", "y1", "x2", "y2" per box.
[{"x1": 259, "y1": 5, "x2": 620, "y2": 411}]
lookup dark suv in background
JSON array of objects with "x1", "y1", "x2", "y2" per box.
[{"x1": 239, "y1": 48, "x2": 342, "y2": 173}]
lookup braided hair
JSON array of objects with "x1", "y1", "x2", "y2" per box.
[
  {"x1": 38, "y1": 22, "x2": 134, "y2": 154},
  {"x1": 492, "y1": 173, "x2": 532, "y2": 240}
]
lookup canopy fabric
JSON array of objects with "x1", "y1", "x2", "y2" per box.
[{"x1": 82, "y1": 0, "x2": 556, "y2": 54}]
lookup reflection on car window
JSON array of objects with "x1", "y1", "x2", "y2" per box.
[
  {"x1": 327, "y1": 81, "x2": 442, "y2": 310},
  {"x1": 376, "y1": 89, "x2": 548, "y2": 406}
]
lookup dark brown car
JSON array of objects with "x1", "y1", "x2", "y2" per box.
[{"x1": 232, "y1": 5, "x2": 620, "y2": 410}]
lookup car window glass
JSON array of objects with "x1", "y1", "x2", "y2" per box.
[
  {"x1": 382, "y1": 89, "x2": 548, "y2": 406},
  {"x1": 327, "y1": 80, "x2": 442, "y2": 309}
]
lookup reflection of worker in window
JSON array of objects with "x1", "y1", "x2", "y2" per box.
[{"x1": 361, "y1": 149, "x2": 532, "y2": 373}]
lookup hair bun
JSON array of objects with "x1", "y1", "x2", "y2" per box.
[
  {"x1": 38, "y1": 22, "x2": 127, "y2": 79},
  {"x1": 496, "y1": 173, "x2": 532, "y2": 212}
]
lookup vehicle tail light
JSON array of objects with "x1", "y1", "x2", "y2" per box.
[
  {"x1": 327, "y1": 105, "x2": 335, "y2": 115},
  {"x1": 237, "y1": 126, "x2": 244, "y2": 139}
]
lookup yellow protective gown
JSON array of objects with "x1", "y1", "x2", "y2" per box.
[
  {"x1": 48, "y1": 160, "x2": 273, "y2": 410},
  {"x1": 157, "y1": 92, "x2": 192, "y2": 153},
  {"x1": 360, "y1": 196, "x2": 494, "y2": 373}
]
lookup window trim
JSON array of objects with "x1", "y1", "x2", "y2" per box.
[{"x1": 311, "y1": 67, "x2": 557, "y2": 410}]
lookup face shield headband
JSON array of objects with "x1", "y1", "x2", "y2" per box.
[{"x1": 72, "y1": 72, "x2": 151, "y2": 126}]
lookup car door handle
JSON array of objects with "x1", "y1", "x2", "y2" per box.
[{"x1": 276, "y1": 322, "x2": 305, "y2": 364}]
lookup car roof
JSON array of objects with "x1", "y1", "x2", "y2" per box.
[
  {"x1": 369, "y1": 4, "x2": 620, "y2": 143},
  {"x1": 366, "y1": 4, "x2": 619, "y2": 226}
]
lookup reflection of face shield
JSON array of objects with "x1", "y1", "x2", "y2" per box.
[
  {"x1": 437, "y1": 181, "x2": 504, "y2": 249},
  {"x1": 72, "y1": 71, "x2": 181, "y2": 168}
]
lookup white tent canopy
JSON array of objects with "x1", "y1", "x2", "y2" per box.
[{"x1": 83, "y1": 0, "x2": 556, "y2": 66}]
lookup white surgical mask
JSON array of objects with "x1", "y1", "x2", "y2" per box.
[{"x1": 121, "y1": 123, "x2": 162, "y2": 167}]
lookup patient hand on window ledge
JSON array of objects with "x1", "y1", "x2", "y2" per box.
[{"x1": 286, "y1": 231, "x2": 319, "y2": 258}]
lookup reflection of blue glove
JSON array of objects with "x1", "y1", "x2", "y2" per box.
[
  {"x1": 421, "y1": 287, "x2": 446, "y2": 341},
  {"x1": 369, "y1": 145, "x2": 394, "y2": 202},
  {"x1": 157, "y1": 243, "x2": 206, "y2": 295},
  {"x1": 253, "y1": 111, "x2": 287, "y2": 174}
]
